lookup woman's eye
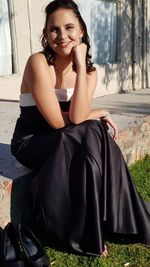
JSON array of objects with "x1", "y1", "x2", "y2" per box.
[
  {"x1": 66, "y1": 26, "x2": 74, "y2": 30},
  {"x1": 50, "y1": 28, "x2": 58, "y2": 33}
]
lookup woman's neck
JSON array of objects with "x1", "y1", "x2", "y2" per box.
[
  {"x1": 54, "y1": 56, "x2": 72, "y2": 72},
  {"x1": 54, "y1": 56, "x2": 74, "y2": 89}
]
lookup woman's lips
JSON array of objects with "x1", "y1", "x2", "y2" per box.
[{"x1": 58, "y1": 42, "x2": 71, "y2": 48}]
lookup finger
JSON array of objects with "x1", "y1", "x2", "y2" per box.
[
  {"x1": 113, "y1": 129, "x2": 118, "y2": 140},
  {"x1": 114, "y1": 134, "x2": 117, "y2": 141}
]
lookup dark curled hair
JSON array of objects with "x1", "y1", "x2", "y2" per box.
[{"x1": 41, "y1": 0, "x2": 95, "y2": 73}]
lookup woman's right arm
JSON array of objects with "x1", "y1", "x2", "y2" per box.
[{"x1": 24, "y1": 53, "x2": 70, "y2": 129}]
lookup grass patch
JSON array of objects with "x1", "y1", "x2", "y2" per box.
[
  {"x1": 45, "y1": 243, "x2": 150, "y2": 267},
  {"x1": 45, "y1": 156, "x2": 150, "y2": 267},
  {"x1": 129, "y1": 155, "x2": 150, "y2": 202}
]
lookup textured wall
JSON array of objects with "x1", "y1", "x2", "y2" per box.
[
  {"x1": 118, "y1": 117, "x2": 150, "y2": 165},
  {"x1": 0, "y1": 0, "x2": 144, "y2": 100}
]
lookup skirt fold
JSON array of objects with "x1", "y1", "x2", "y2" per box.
[{"x1": 30, "y1": 120, "x2": 150, "y2": 255}]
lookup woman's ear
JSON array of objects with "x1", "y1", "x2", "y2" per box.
[
  {"x1": 80, "y1": 30, "x2": 84, "y2": 38},
  {"x1": 79, "y1": 30, "x2": 84, "y2": 43}
]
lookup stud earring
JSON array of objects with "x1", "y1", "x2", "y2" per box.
[{"x1": 79, "y1": 37, "x2": 82, "y2": 44}]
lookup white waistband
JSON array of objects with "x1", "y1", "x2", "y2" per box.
[{"x1": 20, "y1": 88, "x2": 74, "y2": 106}]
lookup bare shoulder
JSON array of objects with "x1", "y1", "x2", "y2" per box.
[
  {"x1": 26, "y1": 52, "x2": 48, "y2": 70},
  {"x1": 21, "y1": 52, "x2": 54, "y2": 93},
  {"x1": 25, "y1": 52, "x2": 54, "y2": 80}
]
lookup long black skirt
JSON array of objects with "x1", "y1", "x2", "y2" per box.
[{"x1": 21, "y1": 119, "x2": 150, "y2": 256}]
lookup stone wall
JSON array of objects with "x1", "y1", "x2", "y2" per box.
[{"x1": 118, "y1": 117, "x2": 150, "y2": 165}]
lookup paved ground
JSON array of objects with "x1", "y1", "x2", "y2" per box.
[{"x1": 0, "y1": 88, "x2": 150, "y2": 179}]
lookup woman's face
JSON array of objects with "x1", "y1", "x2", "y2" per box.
[{"x1": 45, "y1": 8, "x2": 83, "y2": 57}]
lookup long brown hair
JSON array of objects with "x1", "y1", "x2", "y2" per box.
[{"x1": 41, "y1": 0, "x2": 95, "y2": 73}]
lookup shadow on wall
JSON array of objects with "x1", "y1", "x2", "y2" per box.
[{"x1": 91, "y1": 1, "x2": 150, "y2": 91}]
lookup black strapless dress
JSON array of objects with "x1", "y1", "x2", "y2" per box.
[{"x1": 11, "y1": 101, "x2": 150, "y2": 256}]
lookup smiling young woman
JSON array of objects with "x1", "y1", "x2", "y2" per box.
[
  {"x1": 45, "y1": 8, "x2": 84, "y2": 57},
  {"x1": 11, "y1": 0, "x2": 150, "y2": 258}
]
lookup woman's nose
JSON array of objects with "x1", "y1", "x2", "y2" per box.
[{"x1": 58, "y1": 29, "x2": 67, "y2": 40}]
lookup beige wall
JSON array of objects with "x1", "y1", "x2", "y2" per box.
[
  {"x1": 93, "y1": 0, "x2": 133, "y2": 96},
  {"x1": 0, "y1": 0, "x2": 31, "y2": 100},
  {"x1": 0, "y1": 0, "x2": 149, "y2": 100},
  {"x1": 0, "y1": 0, "x2": 49, "y2": 100}
]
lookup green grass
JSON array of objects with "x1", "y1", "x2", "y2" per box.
[
  {"x1": 45, "y1": 155, "x2": 150, "y2": 267},
  {"x1": 129, "y1": 155, "x2": 150, "y2": 202}
]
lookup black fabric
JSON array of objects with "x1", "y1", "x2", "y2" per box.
[{"x1": 11, "y1": 102, "x2": 150, "y2": 256}]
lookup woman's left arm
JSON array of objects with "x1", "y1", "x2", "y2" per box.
[
  {"x1": 69, "y1": 44, "x2": 96, "y2": 124},
  {"x1": 85, "y1": 109, "x2": 118, "y2": 140}
]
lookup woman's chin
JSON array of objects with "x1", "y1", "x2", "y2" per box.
[
  {"x1": 57, "y1": 50, "x2": 72, "y2": 57},
  {"x1": 52, "y1": 45, "x2": 73, "y2": 57}
]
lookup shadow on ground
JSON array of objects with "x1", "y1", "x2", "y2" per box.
[{"x1": 0, "y1": 143, "x2": 30, "y2": 179}]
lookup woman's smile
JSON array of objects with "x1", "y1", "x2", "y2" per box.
[{"x1": 57, "y1": 41, "x2": 71, "y2": 48}]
